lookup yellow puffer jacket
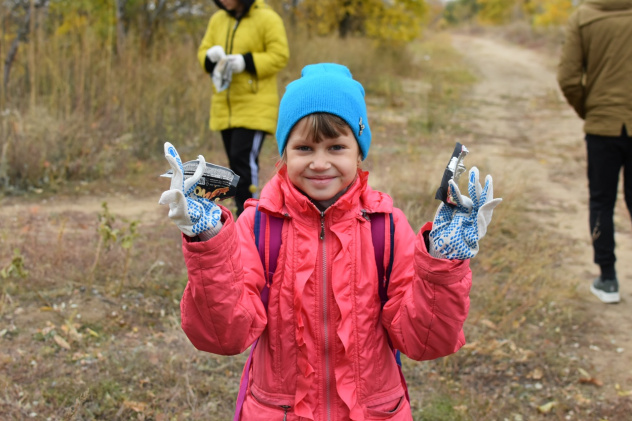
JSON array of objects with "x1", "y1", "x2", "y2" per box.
[
  {"x1": 557, "y1": 0, "x2": 632, "y2": 136},
  {"x1": 198, "y1": 0, "x2": 289, "y2": 134}
]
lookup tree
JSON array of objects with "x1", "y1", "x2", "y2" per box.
[
  {"x1": 443, "y1": 0, "x2": 574, "y2": 27},
  {"x1": 49, "y1": 0, "x2": 214, "y2": 53},
  {"x1": 297, "y1": 0, "x2": 428, "y2": 41},
  {"x1": 476, "y1": 0, "x2": 517, "y2": 24},
  {"x1": 3, "y1": 0, "x2": 50, "y2": 93},
  {"x1": 528, "y1": 0, "x2": 573, "y2": 27},
  {"x1": 444, "y1": 0, "x2": 479, "y2": 25}
]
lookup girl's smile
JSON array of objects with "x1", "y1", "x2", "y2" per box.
[
  {"x1": 306, "y1": 176, "x2": 335, "y2": 184},
  {"x1": 285, "y1": 118, "x2": 361, "y2": 206}
]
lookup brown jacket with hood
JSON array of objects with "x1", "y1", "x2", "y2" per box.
[{"x1": 557, "y1": 0, "x2": 632, "y2": 136}]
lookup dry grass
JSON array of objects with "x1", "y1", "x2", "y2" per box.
[{"x1": 0, "y1": 23, "x2": 420, "y2": 196}]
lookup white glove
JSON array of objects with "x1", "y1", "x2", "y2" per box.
[
  {"x1": 227, "y1": 54, "x2": 245, "y2": 74},
  {"x1": 158, "y1": 142, "x2": 223, "y2": 240},
  {"x1": 429, "y1": 167, "x2": 502, "y2": 259},
  {"x1": 206, "y1": 45, "x2": 225, "y2": 63}
]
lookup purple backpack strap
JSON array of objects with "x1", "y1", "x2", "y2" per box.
[
  {"x1": 370, "y1": 213, "x2": 408, "y2": 401},
  {"x1": 371, "y1": 213, "x2": 388, "y2": 306},
  {"x1": 371, "y1": 212, "x2": 395, "y2": 307},
  {"x1": 234, "y1": 204, "x2": 283, "y2": 421}
]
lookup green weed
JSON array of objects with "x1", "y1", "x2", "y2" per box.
[{"x1": 1, "y1": 248, "x2": 28, "y2": 279}]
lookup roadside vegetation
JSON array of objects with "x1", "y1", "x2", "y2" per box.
[{"x1": 2, "y1": 1, "x2": 630, "y2": 420}]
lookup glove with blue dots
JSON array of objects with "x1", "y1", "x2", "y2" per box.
[
  {"x1": 429, "y1": 167, "x2": 502, "y2": 259},
  {"x1": 158, "y1": 142, "x2": 222, "y2": 241}
]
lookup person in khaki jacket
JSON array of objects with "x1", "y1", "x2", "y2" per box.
[{"x1": 557, "y1": 0, "x2": 632, "y2": 304}]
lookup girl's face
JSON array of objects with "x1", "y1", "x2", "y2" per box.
[{"x1": 285, "y1": 118, "x2": 362, "y2": 204}]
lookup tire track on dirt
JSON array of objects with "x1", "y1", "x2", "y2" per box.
[{"x1": 450, "y1": 33, "x2": 632, "y2": 394}]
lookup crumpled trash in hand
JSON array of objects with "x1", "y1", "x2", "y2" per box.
[{"x1": 212, "y1": 57, "x2": 233, "y2": 92}]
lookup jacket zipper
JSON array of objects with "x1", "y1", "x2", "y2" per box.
[
  {"x1": 225, "y1": 19, "x2": 240, "y2": 127},
  {"x1": 320, "y1": 211, "x2": 332, "y2": 421},
  {"x1": 281, "y1": 404, "x2": 291, "y2": 420}
]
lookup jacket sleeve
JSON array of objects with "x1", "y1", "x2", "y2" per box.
[
  {"x1": 180, "y1": 206, "x2": 268, "y2": 355},
  {"x1": 250, "y1": 11, "x2": 289, "y2": 79},
  {"x1": 381, "y1": 212, "x2": 472, "y2": 361},
  {"x1": 197, "y1": 14, "x2": 219, "y2": 73},
  {"x1": 557, "y1": 12, "x2": 586, "y2": 119}
]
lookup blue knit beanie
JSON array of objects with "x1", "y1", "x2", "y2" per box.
[{"x1": 276, "y1": 63, "x2": 371, "y2": 160}]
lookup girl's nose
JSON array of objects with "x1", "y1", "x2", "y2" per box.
[{"x1": 310, "y1": 151, "x2": 330, "y2": 170}]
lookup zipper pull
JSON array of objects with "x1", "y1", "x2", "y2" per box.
[
  {"x1": 361, "y1": 209, "x2": 370, "y2": 221},
  {"x1": 281, "y1": 405, "x2": 291, "y2": 420},
  {"x1": 320, "y1": 212, "x2": 325, "y2": 240}
]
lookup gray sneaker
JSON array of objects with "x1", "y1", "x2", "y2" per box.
[{"x1": 590, "y1": 277, "x2": 620, "y2": 304}]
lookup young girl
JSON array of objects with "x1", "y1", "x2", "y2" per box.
[{"x1": 159, "y1": 63, "x2": 501, "y2": 420}]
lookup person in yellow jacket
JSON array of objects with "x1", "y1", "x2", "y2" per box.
[
  {"x1": 557, "y1": 0, "x2": 632, "y2": 304},
  {"x1": 198, "y1": 0, "x2": 289, "y2": 216}
]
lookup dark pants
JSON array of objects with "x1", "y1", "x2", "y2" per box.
[
  {"x1": 221, "y1": 128, "x2": 266, "y2": 216},
  {"x1": 586, "y1": 126, "x2": 632, "y2": 269}
]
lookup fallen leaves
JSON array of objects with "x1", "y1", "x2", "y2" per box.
[
  {"x1": 53, "y1": 334, "x2": 71, "y2": 350},
  {"x1": 461, "y1": 338, "x2": 536, "y2": 362},
  {"x1": 123, "y1": 400, "x2": 147, "y2": 412},
  {"x1": 85, "y1": 327, "x2": 100, "y2": 338},
  {"x1": 537, "y1": 400, "x2": 557, "y2": 414},
  {"x1": 526, "y1": 367, "x2": 544, "y2": 380},
  {"x1": 615, "y1": 384, "x2": 632, "y2": 397},
  {"x1": 577, "y1": 368, "x2": 603, "y2": 387}
]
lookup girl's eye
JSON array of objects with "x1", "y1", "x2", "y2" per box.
[
  {"x1": 296, "y1": 145, "x2": 311, "y2": 151},
  {"x1": 330, "y1": 145, "x2": 345, "y2": 151}
]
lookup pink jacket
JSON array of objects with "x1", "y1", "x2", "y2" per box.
[{"x1": 180, "y1": 168, "x2": 472, "y2": 420}]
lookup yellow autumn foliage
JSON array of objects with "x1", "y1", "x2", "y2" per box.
[
  {"x1": 298, "y1": 0, "x2": 428, "y2": 41},
  {"x1": 50, "y1": 0, "x2": 115, "y2": 40},
  {"x1": 530, "y1": 0, "x2": 573, "y2": 26},
  {"x1": 470, "y1": 0, "x2": 573, "y2": 27},
  {"x1": 476, "y1": 0, "x2": 517, "y2": 24}
]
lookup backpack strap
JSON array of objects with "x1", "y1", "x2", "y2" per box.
[
  {"x1": 370, "y1": 212, "x2": 409, "y2": 402},
  {"x1": 254, "y1": 204, "x2": 283, "y2": 306},
  {"x1": 371, "y1": 212, "x2": 395, "y2": 307},
  {"x1": 234, "y1": 204, "x2": 283, "y2": 421}
]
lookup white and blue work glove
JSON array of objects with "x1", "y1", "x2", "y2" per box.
[
  {"x1": 429, "y1": 167, "x2": 502, "y2": 259},
  {"x1": 158, "y1": 142, "x2": 222, "y2": 241}
]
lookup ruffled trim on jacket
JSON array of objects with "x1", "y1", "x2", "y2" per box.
[{"x1": 252, "y1": 167, "x2": 391, "y2": 419}]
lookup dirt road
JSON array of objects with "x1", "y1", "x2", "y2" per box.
[{"x1": 450, "y1": 33, "x2": 632, "y2": 392}]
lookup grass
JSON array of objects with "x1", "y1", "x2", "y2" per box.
[{"x1": 2, "y1": 20, "x2": 631, "y2": 420}]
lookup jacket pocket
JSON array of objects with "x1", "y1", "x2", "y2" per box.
[
  {"x1": 365, "y1": 395, "x2": 406, "y2": 419},
  {"x1": 242, "y1": 390, "x2": 295, "y2": 420}
]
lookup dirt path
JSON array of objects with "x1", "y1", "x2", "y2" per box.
[
  {"x1": 450, "y1": 33, "x2": 632, "y2": 392},
  {"x1": 0, "y1": 192, "x2": 163, "y2": 222}
]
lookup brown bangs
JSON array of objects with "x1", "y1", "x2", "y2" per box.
[
  {"x1": 305, "y1": 113, "x2": 350, "y2": 142},
  {"x1": 279, "y1": 113, "x2": 353, "y2": 164}
]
